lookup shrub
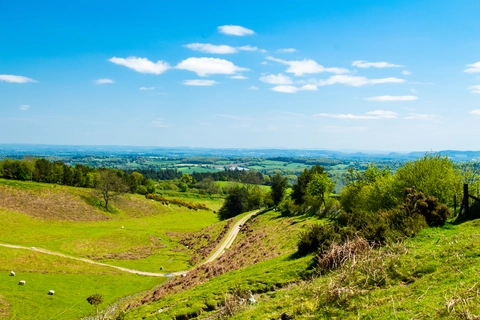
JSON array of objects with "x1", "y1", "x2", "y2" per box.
[
  {"x1": 297, "y1": 223, "x2": 352, "y2": 256},
  {"x1": 316, "y1": 236, "x2": 370, "y2": 272},
  {"x1": 401, "y1": 188, "x2": 450, "y2": 227}
]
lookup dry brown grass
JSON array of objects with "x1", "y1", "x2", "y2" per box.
[
  {"x1": 127, "y1": 214, "x2": 296, "y2": 310},
  {"x1": 444, "y1": 283, "x2": 480, "y2": 319},
  {"x1": 316, "y1": 237, "x2": 370, "y2": 272},
  {"x1": 85, "y1": 235, "x2": 167, "y2": 261},
  {"x1": 0, "y1": 185, "x2": 107, "y2": 221},
  {"x1": 180, "y1": 219, "x2": 233, "y2": 265},
  {"x1": 0, "y1": 295, "x2": 10, "y2": 319}
]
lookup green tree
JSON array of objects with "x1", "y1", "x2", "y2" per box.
[
  {"x1": 270, "y1": 173, "x2": 288, "y2": 206},
  {"x1": 217, "y1": 185, "x2": 250, "y2": 220},
  {"x1": 86, "y1": 293, "x2": 104, "y2": 317},
  {"x1": 394, "y1": 154, "x2": 462, "y2": 205},
  {"x1": 304, "y1": 173, "x2": 334, "y2": 208},
  {"x1": 291, "y1": 165, "x2": 326, "y2": 205},
  {"x1": 95, "y1": 170, "x2": 129, "y2": 211}
]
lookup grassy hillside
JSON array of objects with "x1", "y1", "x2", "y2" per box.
[
  {"x1": 0, "y1": 178, "x2": 228, "y2": 319},
  {"x1": 121, "y1": 211, "x2": 480, "y2": 319}
]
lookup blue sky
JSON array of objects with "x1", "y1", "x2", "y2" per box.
[{"x1": 1, "y1": 0, "x2": 480, "y2": 151}]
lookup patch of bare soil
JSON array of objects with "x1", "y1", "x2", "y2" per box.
[
  {"x1": 0, "y1": 295, "x2": 10, "y2": 319},
  {"x1": 0, "y1": 185, "x2": 107, "y2": 221},
  {"x1": 180, "y1": 219, "x2": 233, "y2": 265},
  {"x1": 85, "y1": 235, "x2": 166, "y2": 260}
]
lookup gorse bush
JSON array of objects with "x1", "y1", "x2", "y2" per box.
[
  {"x1": 401, "y1": 188, "x2": 450, "y2": 227},
  {"x1": 297, "y1": 224, "x2": 354, "y2": 256}
]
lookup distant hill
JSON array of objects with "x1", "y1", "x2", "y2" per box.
[{"x1": 1, "y1": 144, "x2": 480, "y2": 161}]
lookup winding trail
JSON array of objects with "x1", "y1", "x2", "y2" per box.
[{"x1": 0, "y1": 209, "x2": 260, "y2": 277}]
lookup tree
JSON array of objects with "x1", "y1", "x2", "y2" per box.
[
  {"x1": 95, "y1": 170, "x2": 129, "y2": 211},
  {"x1": 291, "y1": 165, "x2": 326, "y2": 205},
  {"x1": 217, "y1": 185, "x2": 250, "y2": 220},
  {"x1": 270, "y1": 173, "x2": 288, "y2": 206},
  {"x1": 86, "y1": 293, "x2": 104, "y2": 317},
  {"x1": 304, "y1": 173, "x2": 334, "y2": 208},
  {"x1": 393, "y1": 154, "x2": 462, "y2": 206}
]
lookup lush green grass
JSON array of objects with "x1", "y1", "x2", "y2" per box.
[
  {"x1": 0, "y1": 247, "x2": 165, "y2": 320},
  {"x1": 0, "y1": 179, "x2": 223, "y2": 273},
  {"x1": 229, "y1": 220, "x2": 480, "y2": 319},
  {"x1": 125, "y1": 254, "x2": 311, "y2": 319}
]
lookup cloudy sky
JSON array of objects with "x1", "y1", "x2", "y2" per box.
[{"x1": 1, "y1": 0, "x2": 480, "y2": 151}]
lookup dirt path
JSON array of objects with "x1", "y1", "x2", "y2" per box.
[{"x1": 0, "y1": 209, "x2": 260, "y2": 277}]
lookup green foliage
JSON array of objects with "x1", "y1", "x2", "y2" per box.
[
  {"x1": 340, "y1": 164, "x2": 397, "y2": 213},
  {"x1": 291, "y1": 165, "x2": 327, "y2": 205},
  {"x1": 87, "y1": 293, "x2": 104, "y2": 316},
  {"x1": 401, "y1": 188, "x2": 450, "y2": 227},
  {"x1": 271, "y1": 173, "x2": 288, "y2": 206},
  {"x1": 393, "y1": 154, "x2": 462, "y2": 206},
  {"x1": 304, "y1": 173, "x2": 334, "y2": 208},
  {"x1": 297, "y1": 223, "x2": 351, "y2": 256},
  {"x1": 145, "y1": 193, "x2": 210, "y2": 210},
  {"x1": 218, "y1": 185, "x2": 251, "y2": 220}
]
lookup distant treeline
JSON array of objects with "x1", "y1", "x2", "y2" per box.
[
  {"x1": 0, "y1": 158, "x2": 155, "y2": 194},
  {"x1": 0, "y1": 158, "x2": 267, "y2": 191}
]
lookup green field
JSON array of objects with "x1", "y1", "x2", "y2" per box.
[{"x1": 0, "y1": 179, "x2": 228, "y2": 318}]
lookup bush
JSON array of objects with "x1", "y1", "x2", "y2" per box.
[
  {"x1": 401, "y1": 188, "x2": 450, "y2": 227},
  {"x1": 297, "y1": 223, "x2": 352, "y2": 256},
  {"x1": 337, "y1": 209, "x2": 392, "y2": 243}
]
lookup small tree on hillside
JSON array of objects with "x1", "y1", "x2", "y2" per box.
[
  {"x1": 270, "y1": 173, "x2": 288, "y2": 206},
  {"x1": 86, "y1": 293, "x2": 104, "y2": 317},
  {"x1": 95, "y1": 170, "x2": 129, "y2": 211}
]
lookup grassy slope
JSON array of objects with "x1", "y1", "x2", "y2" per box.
[
  {"x1": 125, "y1": 213, "x2": 480, "y2": 320},
  {"x1": 0, "y1": 178, "x2": 227, "y2": 319},
  {"x1": 0, "y1": 179, "x2": 222, "y2": 273},
  {"x1": 0, "y1": 247, "x2": 165, "y2": 319},
  {"x1": 232, "y1": 220, "x2": 480, "y2": 319},
  {"x1": 124, "y1": 210, "x2": 314, "y2": 319}
]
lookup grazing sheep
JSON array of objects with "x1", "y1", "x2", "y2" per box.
[
  {"x1": 181, "y1": 273, "x2": 187, "y2": 277},
  {"x1": 31, "y1": 247, "x2": 36, "y2": 250},
  {"x1": 10, "y1": 271, "x2": 15, "y2": 276},
  {"x1": 18, "y1": 280, "x2": 25, "y2": 285},
  {"x1": 48, "y1": 290, "x2": 55, "y2": 295}
]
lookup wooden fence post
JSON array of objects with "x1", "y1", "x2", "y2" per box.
[{"x1": 464, "y1": 184, "x2": 469, "y2": 220}]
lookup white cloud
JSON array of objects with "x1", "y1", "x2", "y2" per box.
[
  {"x1": 352, "y1": 60, "x2": 403, "y2": 68},
  {"x1": 316, "y1": 110, "x2": 398, "y2": 119},
  {"x1": 316, "y1": 75, "x2": 405, "y2": 87},
  {"x1": 95, "y1": 78, "x2": 114, "y2": 85},
  {"x1": 139, "y1": 87, "x2": 155, "y2": 90},
  {"x1": 19, "y1": 105, "x2": 30, "y2": 111},
  {"x1": 402, "y1": 70, "x2": 412, "y2": 75},
  {"x1": 277, "y1": 48, "x2": 296, "y2": 53},
  {"x1": 404, "y1": 113, "x2": 442, "y2": 121},
  {"x1": 261, "y1": 61, "x2": 268, "y2": 65},
  {"x1": 470, "y1": 110, "x2": 480, "y2": 116},
  {"x1": 259, "y1": 49, "x2": 267, "y2": 53},
  {"x1": 267, "y1": 56, "x2": 349, "y2": 76},
  {"x1": 237, "y1": 45, "x2": 258, "y2": 51},
  {"x1": 108, "y1": 56, "x2": 170, "y2": 74},
  {"x1": 176, "y1": 57, "x2": 248, "y2": 76},
  {"x1": 218, "y1": 25, "x2": 255, "y2": 36},
  {"x1": 365, "y1": 95, "x2": 418, "y2": 102},
  {"x1": 248, "y1": 86, "x2": 259, "y2": 90},
  {"x1": 183, "y1": 79, "x2": 218, "y2": 86},
  {"x1": 259, "y1": 73, "x2": 292, "y2": 85},
  {"x1": 464, "y1": 62, "x2": 480, "y2": 73},
  {"x1": 230, "y1": 75, "x2": 247, "y2": 79},
  {"x1": 271, "y1": 84, "x2": 317, "y2": 93},
  {"x1": 469, "y1": 85, "x2": 480, "y2": 94},
  {"x1": 151, "y1": 118, "x2": 172, "y2": 128},
  {"x1": 0, "y1": 74, "x2": 37, "y2": 83},
  {"x1": 185, "y1": 43, "x2": 237, "y2": 54}
]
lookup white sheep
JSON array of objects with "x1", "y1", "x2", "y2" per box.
[
  {"x1": 10, "y1": 271, "x2": 15, "y2": 276},
  {"x1": 48, "y1": 290, "x2": 55, "y2": 295},
  {"x1": 18, "y1": 280, "x2": 25, "y2": 285}
]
